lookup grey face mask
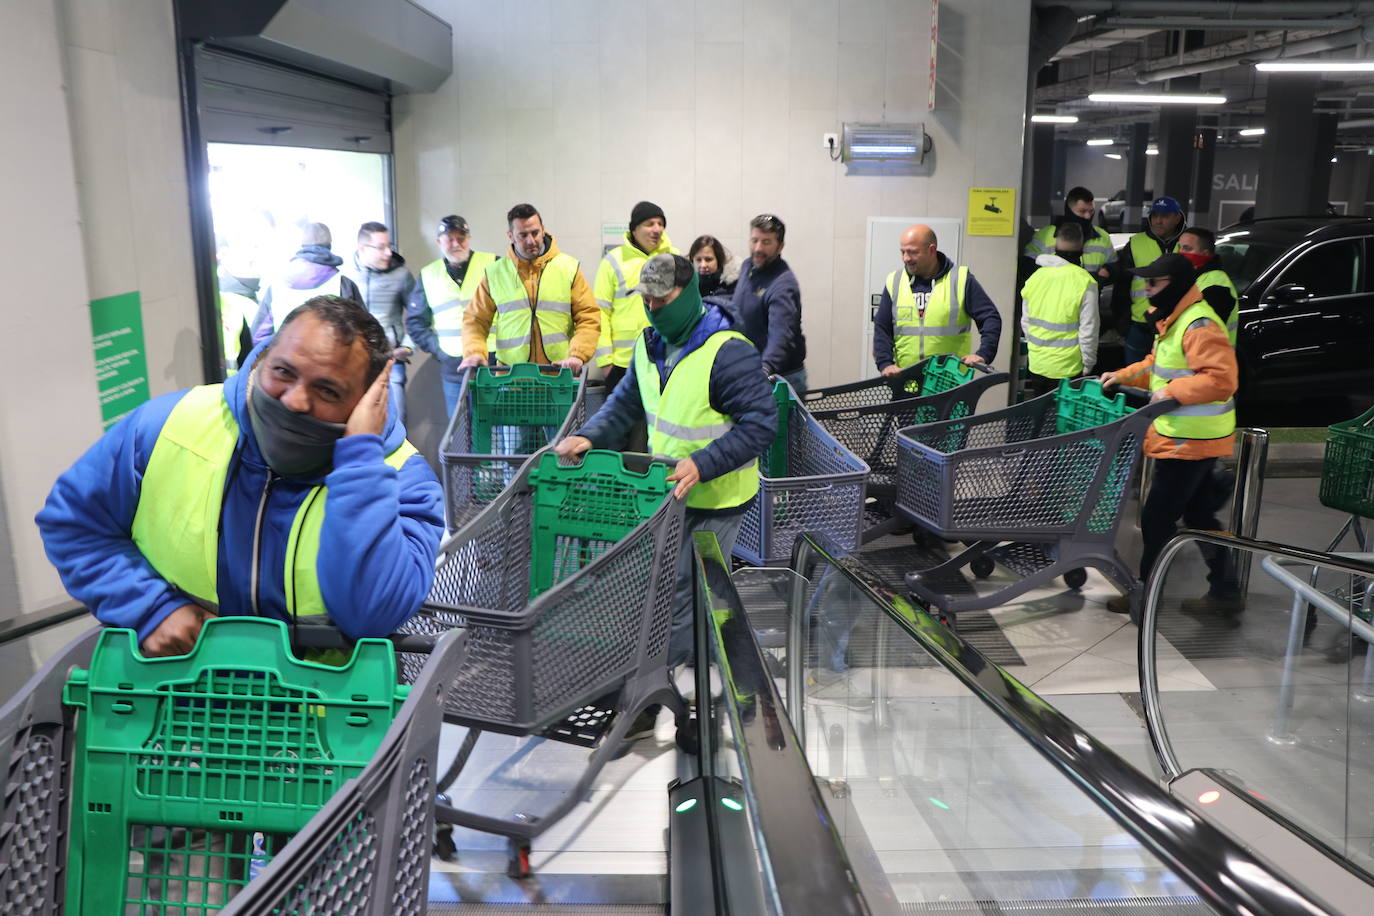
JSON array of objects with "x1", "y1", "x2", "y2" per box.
[{"x1": 247, "y1": 372, "x2": 346, "y2": 478}]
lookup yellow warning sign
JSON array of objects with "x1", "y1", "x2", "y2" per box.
[{"x1": 967, "y1": 187, "x2": 1015, "y2": 236}]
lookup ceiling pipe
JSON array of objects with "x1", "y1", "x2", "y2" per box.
[{"x1": 1137, "y1": 24, "x2": 1373, "y2": 82}]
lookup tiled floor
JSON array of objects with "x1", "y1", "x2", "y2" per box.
[{"x1": 431, "y1": 474, "x2": 1372, "y2": 910}]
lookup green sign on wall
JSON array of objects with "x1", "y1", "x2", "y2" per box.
[{"x1": 89, "y1": 291, "x2": 150, "y2": 429}]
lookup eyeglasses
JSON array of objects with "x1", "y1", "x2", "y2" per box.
[{"x1": 362, "y1": 243, "x2": 390, "y2": 251}]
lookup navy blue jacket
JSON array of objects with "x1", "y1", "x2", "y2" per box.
[
  {"x1": 872, "y1": 252, "x2": 1002, "y2": 370},
  {"x1": 577, "y1": 305, "x2": 777, "y2": 515},
  {"x1": 729, "y1": 257, "x2": 806, "y2": 377}
]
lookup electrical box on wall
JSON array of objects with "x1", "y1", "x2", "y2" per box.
[{"x1": 841, "y1": 123, "x2": 928, "y2": 167}]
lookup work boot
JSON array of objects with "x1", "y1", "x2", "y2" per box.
[
  {"x1": 1105, "y1": 594, "x2": 1132, "y2": 614},
  {"x1": 1180, "y1": 593, "x2": 1245, "y2": 617},
  {"x1": 622, "y1": 704, "x2": 661, "y2": 742}
]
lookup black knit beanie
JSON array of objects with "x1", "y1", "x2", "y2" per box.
[{"x1": 629, "y1": 200, "x2": 666, "y2": 232}]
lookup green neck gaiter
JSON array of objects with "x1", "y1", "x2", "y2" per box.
[{"x1": 645, "y1": 272, "x2": 703, "y2": 346}]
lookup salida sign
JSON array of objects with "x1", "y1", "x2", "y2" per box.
[{"x1": 1213, "y1": 172, "x2": 1259, "y2": 191}]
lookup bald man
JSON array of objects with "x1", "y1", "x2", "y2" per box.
[{"x1": 873, "y1": 224, "x2": 1003, "y2": 376}]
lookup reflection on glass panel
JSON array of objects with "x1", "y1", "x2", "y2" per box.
[
  {"x1": 206, "y1": 143, "x2": 388, "y2": 374},
  {"x1": 753, "y1": 548, "x2": 1215, "y2": 912},
  {"x1": 1147, "y1": 535, "x2": 1374, "y2": 877}
]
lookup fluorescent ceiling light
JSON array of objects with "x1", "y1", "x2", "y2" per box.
[
  {"x1": 1088, "y1": 92, "x2": 1227, "y2": 105},
  {"x1": 1146, "y1": 147, "x2": 1159, "y2": 155},
  {"x1": 1086, "y1": 138, "x2": 1114, "y2": 146},
  {"x1": 1105, "y1": 153, "x2": 1123, "y2": 160},
  {"x1": 1031, "y1": 113, "x2": 1079, "y2": 124},
  {"x1": 1238, "y1": 127, "x2": 1266, "y2": 137},
  {"x1": 1257, "y1": 60, "x2": 1374, "y2": 73},
  {"x1": 1332, "y1": 156, "x2": 1339, "y2": 162}
]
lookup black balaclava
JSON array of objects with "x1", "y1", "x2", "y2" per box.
[
  {"x1": 1061, "y1": 199, "x2": 1096, "y2": 237},
  {"x1": 1142, "y1": 256, "x2": 1198, "y2": 328}
]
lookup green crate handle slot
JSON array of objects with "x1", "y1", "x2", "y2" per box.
[{"x1": 1054, "y1": 378, "x2": 1133, "y2": 435}]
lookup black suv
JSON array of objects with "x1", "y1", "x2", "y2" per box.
[{"x1": 1216, "y1": 217, "x2": 1374, "y2": 403}]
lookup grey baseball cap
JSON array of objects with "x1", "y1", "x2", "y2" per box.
[{"x1": 633, "y1": 253, "x2": 679, "y2": 298}]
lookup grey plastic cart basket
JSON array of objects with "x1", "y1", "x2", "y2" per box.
[
  {"x1": 894, "y1": 379, "x2": 1176, "y2": 621},
  {"x1": 736, "y1": 384, "x2": 869, "y2": 567},
  {"x1": 222, "y1": 628, "x2": 463, "y2": 916},
  {"x1": 440, "y1": 364, "x2": 588, "y2": 530},
  {"x1": 396, "y1": 448, "x2": 687, "y2": 872},
  {"x1": 804, "y1": 360, "x2": 1007, "y2": 539},
  {"x1": 0, "y1": 626, "x2": 98, "y2": 916}
]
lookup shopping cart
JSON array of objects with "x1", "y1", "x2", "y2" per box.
[
  {"x1": 735, "y1": 380, "x2": 869, "y2": 566},
  {"x1": 0, "y1": 616, "x2": 461, "y2": 916},
  {"x1": 894, "y1": 378, "x2": 1176, "y2": 622},
  {"x1": 440, "y1": 363, "x2": 587, "y2": 530},
  {"x1": 397, "y1": 448, "x2": 686, "y2": 877},
  {"x1": 801, "y1": 356, "x2": 1007, "y2": 541}
]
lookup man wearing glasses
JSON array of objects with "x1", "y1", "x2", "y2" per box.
[
  {"x1": 730, "y1": 213, "x2": 808, "y2": 393},
  {"x1": 345, "y1": 221, "x2": 417, "y2": 422}
]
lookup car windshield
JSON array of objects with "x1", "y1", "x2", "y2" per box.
[{"x1": 1215, "y1": 239, "x2": 1291, "y2": 292}]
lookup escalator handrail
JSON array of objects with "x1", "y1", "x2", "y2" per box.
[
  {"x1": 1139, "y1": 530, "x2": 1374, "y2": 778},
  {"x1": 790, "y1": 531, "x2": 1330, "y2": 916},
  {"x1": 694, "y1": 534, "x2": 870, "y2": 916},
  {"x1": 0, "y1": 601, "x2": 87, "y2": 647}
]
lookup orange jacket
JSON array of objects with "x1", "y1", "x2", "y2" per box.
[
  {"x1": 461, "y1": 235, "x2": 601, "y2": 364},
  {"x1": 1113, "y1": 285, "x2": 1238, "y2": 460}
]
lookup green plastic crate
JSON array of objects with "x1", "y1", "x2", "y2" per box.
[
  {"x1": 1320, "y1": 404, "x2": 1374, "y2": 518},
  {"x1": 526, "y1": 450, "x2": 673, "y2": 599},
  {"x1": 469, "y1": 363, "x2": 579, "y2": 454},
  {"x1": 1054, "y1": 378, "x2": 1133, "y2": 434},
  {"x1": 61, "y1": 617, "x2": 407, "y2": 914},
  {"x1": 918, "y1": 354, "x2": 977, "y2": 396}
]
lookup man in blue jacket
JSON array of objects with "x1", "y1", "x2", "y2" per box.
[
  {"x1": 37, "y1": 297, "x2": 445, "y2": 657},
  {"x1": 730, "y1": 213, "x2": 808, "y2": 393},
  {"x1": 556, "y1": 254, "x2": 776, "y2": 737}
]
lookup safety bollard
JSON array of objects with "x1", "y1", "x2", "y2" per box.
[{"x1": 1230, "y1": 428, "x2": 1269, "y2": 593}]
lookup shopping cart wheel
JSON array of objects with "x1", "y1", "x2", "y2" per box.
[
  {"x1": 1063, "y1": 568, "x2": 1088, "y2": 590},
  {"x1": 507, "y1": 838, "x2": 532, "y2": 879},
  {"x1": 970, "y1": 556, "x2": 995, "y2": 579},
  {"x1": 434, "y1": 822, "x2": 457, "y2": 861},
  {"x1": 675, "y1": 719, "x2": 700, "y2": 755}
]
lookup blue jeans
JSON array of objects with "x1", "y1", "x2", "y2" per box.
[
  {"x1": 669, "y1": 510, "x2": 745, "y2": 666},
  {"x1": 388, "y1": 362, "x2": 407, "y2": 427},
  {"x1": 1123, "y1": 321, "x2": 1154, "y2": 367},
  {"x1": 442, "y1": 376, "x2": 464, "y2": 416}
]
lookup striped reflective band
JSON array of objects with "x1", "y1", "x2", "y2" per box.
[
  {"x1": 646, "y1": 410, "x2": 734, "y2": 440},
  {"x1": 495, "y1": 298, "x2": 529, "y2": 314},
  {"x1": 596, "y1": 298, "x2": 613, "y2": 312},
  {"x1": 535, "y1": 299, "x2": 572, "y2": 314},
  {"x1": 1027, "y1": 317, "x2": 1079, "y2": 332},
  {"x1": 430, "y1": 296, "x2": 463, "y2": 314},
  {"x1": 1170, "y1": 400, "x2": 1236, "y2": 417},
  {"x1": 896, "y1": 323, "x2": 972, "y2": 336},
  {"x1": 1152, "y1": 365, "x2": 1194, "y2": 380},
  {"x1": 1025, "y1": 334, "x2": 1077, "y2": 348},
  {"x1": 594, "y1": 345, "x2": 612, "y2": 357},
  {"x1": 612, "y1": 337, "x2": 638, "y2": 348},
  {"x1": 495, "y1": 334, "x2": 530, "y2": 349},
  {"x1": 542, "y1": 331, "x2": 570, "y2": 345},
  {"x1": 1131, "y1": 288, "x2": 1151, "y2": 298}
]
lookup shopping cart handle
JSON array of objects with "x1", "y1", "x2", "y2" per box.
[
  {"x1": 968, "y1": 361, "x2": 995, "y2": 375},
  {"x1": 288, "y1": 625, "x2": 438, "y2": 655},
  {"x1": 1115, "y1": 385, "x2": 1152, "y2": 401}
]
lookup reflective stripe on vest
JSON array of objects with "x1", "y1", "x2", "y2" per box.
[
  {"x1": 130, "y1": 384, "x2": 419, "y2": 623},
  {"x1": 1195, "y1": 268, "x2": 1239, "y2": 346},
  {"x1": 1021, "y1": 262, "x2": 1092, "y2": 378},
  {"x1": 1149, "y1": 302, "x2": 1237, "y2": 440},
  {"x1": 597, "y1": 235, "x2": 677, "y2": 369},
  {"x1": 422, "y1": 252, "x2": 497, "y2": 357},
  {"x1": 268, "y1": 274, "x2": 343, "y2": 331},
  {"x1": 634, "y1": 330, "x2": 760, "y2": 510},
  {"x1": 485, "y1": 254, "x2": 579, "y2": 364},
  {"x1": 1025, "y1": 225, "x2": 1113, "y2": 272},
  {"x1": 1127, "y1": 233, "x2": 1165, "y2": 322},
  {"x1": 888, "y1": 266, "x2": 971, "y2": 366}
]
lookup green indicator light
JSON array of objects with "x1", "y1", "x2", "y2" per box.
[
  {"x1": 721, "y1": 798, "x2": 743, "y2": 811},
  {"x1": 928, "y1": 797, "x2": 950, "y2": 810},
  {"x1": 674, "y1": 798, "x2": 698, "y2": 813}
]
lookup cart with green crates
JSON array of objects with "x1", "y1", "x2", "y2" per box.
[
  {"x1": 396, "y1": 447, "x2": 687, "y2": 877},
  {"x1": 440, "y1": 363, "x2": 587, "y2": 530},
  {"x1": 735, "y1": 379, "x2": 870, "y2": 566},
  {"x1": 799, "y1": 355, "x2": 1007, "y2": 540},
  {"x1": 0, "y1": 615, "x2": 463, "y2": 916},
  {"x1": 894, "y1": 378, "x2": 1177, "y2": 624}
]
